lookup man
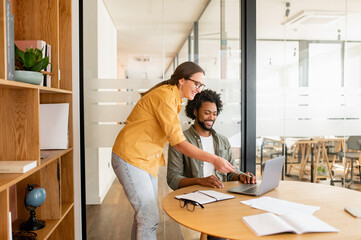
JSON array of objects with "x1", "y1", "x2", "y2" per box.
[{"x1": 167, "y1": 89, "x2": 256, "y2": 191}]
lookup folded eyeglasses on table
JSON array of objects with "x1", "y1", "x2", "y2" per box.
[{"x1": 178, "y1": 198, "x2": 204, "y2": 212}]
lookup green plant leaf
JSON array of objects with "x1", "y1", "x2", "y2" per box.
[
  {"x1": 15, "y1": 45, "x2": 25, "y2": 63},
  {"x1": 35, "y1": 48, "x2": 43, "y2": 61},
  {"x1": 24, "y1": 52, "x2": 36, "y2": 69},
  {"x1": 30, "y1": 57, "x2": 49, "y2": 72}
]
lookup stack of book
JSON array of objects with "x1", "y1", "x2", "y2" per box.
[{"x1": 0, "y1": 160, "x2": 37, "y2": 173}]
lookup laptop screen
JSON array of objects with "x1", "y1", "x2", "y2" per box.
[{"x1": 258, "y1": 156, "x2": 284, "y2": 195}]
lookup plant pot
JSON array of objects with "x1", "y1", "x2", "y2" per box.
[{"x1": 14, "y1": 70, "x2": 43, "y2": 85}]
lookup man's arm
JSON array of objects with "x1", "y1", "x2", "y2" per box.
[
  {"x1": 167, "y1": 144, "x2": 186, "y2": 190},
  {"x1": 167, "y1": 143, "x2": 225, "y2": 189},
  {"x1": 179, "y1": 175, "x2": 224, "y2": 189}
]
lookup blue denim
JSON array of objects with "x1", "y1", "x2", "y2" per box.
[{"x1": 112, "y1": 152, "x2": 159, "y2": 240}]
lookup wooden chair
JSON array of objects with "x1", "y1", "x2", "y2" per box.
[{"x1": 336, "y1": 136, "x2": 361, "y2": 188}]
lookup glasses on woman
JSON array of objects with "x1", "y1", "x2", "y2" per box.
[
  {"x1": 179, "y1": 198, "x2": 204, "y2": 212},
  {"x1": 186, "y1": 78, "x2": 206, "y2": 91}
]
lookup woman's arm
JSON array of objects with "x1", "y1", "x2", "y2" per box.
[{"x1": 173, "y1": 141, "x2": 236, "y2": 174}]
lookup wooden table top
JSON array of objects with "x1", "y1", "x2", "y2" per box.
[{"x1": 162, "y1": 181, "x2": 361, "y2": 239}]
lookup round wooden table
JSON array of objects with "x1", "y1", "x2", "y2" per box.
[{"x1": 162, "y1": 181, "x2": 361, "y2": 239}]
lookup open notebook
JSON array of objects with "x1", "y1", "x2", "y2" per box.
[
  {"x1": 175, "y1": 190, "x2": 234, "y2": 205},
  {"x1": 242, "y1": 212, "x2": 338, "y2": 236}
]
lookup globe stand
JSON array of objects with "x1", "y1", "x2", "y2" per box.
[
  {"x1": 20, "y1": 184, "x2": 46, "y2": 231},
  {"x1": 20, "y1": 209, "x2": 46, "y2": 231}
]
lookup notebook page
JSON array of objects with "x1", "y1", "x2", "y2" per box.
[
  {"x1": 197, "y1": 190, "x2": 235, "y2": 201},
  {"x1": 279, "y1": 213, "x2": 339, "y2": 234},
  {"x1": 175, "y1": 192, "x2": 216, "y2": 204},
  {"x1": 243, "y1": 213, "x2": 295, "y2": 236}
]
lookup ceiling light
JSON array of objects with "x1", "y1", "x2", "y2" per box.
[
  {"x1": 283, "y1": 10, "x2": 345, "y2": 26},
  {"x1": 135, "y1": 55, "x2": 150, "y2": 62}
]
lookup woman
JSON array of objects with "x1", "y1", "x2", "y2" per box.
[{"x1": 112, "y1": 61, "x2": 235, "y2": 240}]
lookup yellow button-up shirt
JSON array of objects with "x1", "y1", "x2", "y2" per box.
[{"x1": 112, "y1": 84, "x2": 186, "y2": 177}]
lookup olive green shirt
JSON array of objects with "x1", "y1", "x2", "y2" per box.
[{"x1": 167, "y1": 125, "x2": 237, "y2": 190}]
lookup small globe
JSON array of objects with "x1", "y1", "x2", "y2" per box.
[
  {"x1": 26, "y1": 186, "x2": 46, "y2": 208},
  {"x1": 21, "y1": 184, "x2": 47, "y2": 231}
]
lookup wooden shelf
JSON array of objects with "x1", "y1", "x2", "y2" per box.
[
  {"x1": 0, "y1": 149, "x2": 72, "y2": 192},
  {"x1": 40, "y1": 149, "x2": 73, "y2": 166},
  {"x1": 0, "y1": 79, "x2": 72, "y2": 94},
  {"x1": 12, "y1": 203, "x2": 74, "y2": 240},
  {"x1": 0, "y1": 0, "x2": 74, "y2": 239}
]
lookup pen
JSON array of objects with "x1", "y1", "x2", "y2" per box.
[{"x1": 233, "y1": 168, "x2": 252, "y2": 178}]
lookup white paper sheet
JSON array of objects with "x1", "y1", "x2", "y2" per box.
[
  {"x1": 40, "y1": 103, "x2": 69, "y2": 149},
  {"x1": 240, "y1": 196, "x2": 320, "y2": 215}
]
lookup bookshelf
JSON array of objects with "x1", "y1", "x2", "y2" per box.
[{"x1": 0, "y1": 0, "x2": 74, "y2": 239}]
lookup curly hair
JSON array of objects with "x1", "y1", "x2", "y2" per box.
[{"x1": 185, "y1": 89, "x2": 223, "y2": 120}]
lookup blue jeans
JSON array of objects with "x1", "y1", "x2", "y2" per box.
[{"x1": 112, "y1": 152, "x2": 159, "y2": 240}]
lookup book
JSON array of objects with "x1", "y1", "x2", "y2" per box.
[
  {"x1": 344, "y1": 206, "x2": 361, "y2": 218},
  {"x1": 15, "y1": 40, "x2": 47, "y2": 53},
  {"x1": 6, "y1": 0, "x2": 15, "y2": 80},
  {"x1": 242, "y1": 212, "x2": 338, "y2": 236},
  {"x1": 175, "y1": 190, "x2": 235, "y2": 205},
  {"x1": 9, "y1": 185, "x2": 17, "y2": 222},
  {"x1": 40, "y1": 103, "x2": 69, "y2": 149},
  {"x1": 43, "y1": 44, "x2": 52, "y2": 87},
  {"x1": 0, "y1": 161, "x2": 37, "y2": 173},
  {"x1": 9, "y1": 212, "x2": 12, "y2": 240}
]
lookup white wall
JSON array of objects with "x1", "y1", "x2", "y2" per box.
[
  {"x1": 84, "y1": 0, "x2": 117, "y2": 205},
  {"x1": 98, "y1": 0, "x2": 117, "y2": 78}
]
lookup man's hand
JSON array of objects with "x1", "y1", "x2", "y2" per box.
[
  {"x1": 238, "y1": 172, "x2": 257, "y2": 184},
  {"x1": 213, "y1": 157, "x2": 236, "y2": 174},
  {"x1": 198, "y1": 175, "x2": 224, "y2": 188}
]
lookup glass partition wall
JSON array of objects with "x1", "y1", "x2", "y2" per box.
[
  {"x1": 83, "y1": 0, "x2": 244, "y2": 239},
  {"x1": 167, "y1": 0, "x2": 243, "y2": 163},
  {"x1": 82, "y1": 0, "x2": 361, "y2": 238},
  {"x1": 257, "y1": 0, "x2": 361, "y2": 186}
]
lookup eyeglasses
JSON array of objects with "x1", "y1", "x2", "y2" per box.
[
  {"x1": 179, "y1": 198, "x2": 204, "y2": 212},
  {"x1": 186, "y1": 78, "x2": 205, "y2": 91}
]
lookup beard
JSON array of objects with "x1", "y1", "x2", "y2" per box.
[{"x1": 197, "y1": 118, "x2": 214, "y2": 131}]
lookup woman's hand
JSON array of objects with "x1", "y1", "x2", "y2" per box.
[{"x1": 214, "y1": 157, "x2": 236, "y2": 174}]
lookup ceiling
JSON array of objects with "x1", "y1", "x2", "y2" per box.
[
  {"x1": 102, "y1": 0, "x2": 361, "y2": 79},
  {"x1": 103, "y1": 0, "x2": 209, "y2": 79}
]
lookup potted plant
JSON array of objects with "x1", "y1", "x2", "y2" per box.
[{"x1": 14, "y1": 45, "x2": 51, "y2": 85}]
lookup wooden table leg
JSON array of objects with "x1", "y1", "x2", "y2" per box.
[{"x1": 200, "y1": 232, "x2": 207, "y2": 240}]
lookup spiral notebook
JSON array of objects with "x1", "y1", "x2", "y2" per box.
[{"x1": 175, "y1": 190, "x2": 235, "y2": 205}]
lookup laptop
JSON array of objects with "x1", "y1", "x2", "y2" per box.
[{"x1": 227, "y1": 156, "x2": 284, "y2": 196}]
